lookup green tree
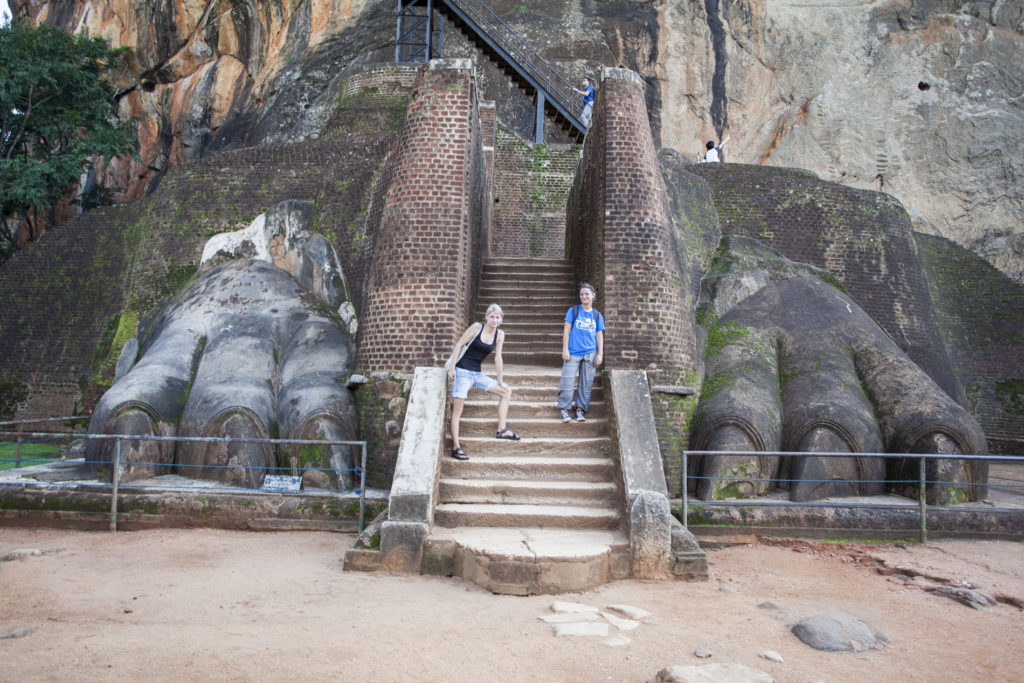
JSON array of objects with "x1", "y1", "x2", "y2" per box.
[{"x1": 0, "y1": 23, "x2": 136, "y2": 261}]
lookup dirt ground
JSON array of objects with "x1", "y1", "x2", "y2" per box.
[{"x1": 1, "y1": 528, "x2": 1022, "y2": 682}]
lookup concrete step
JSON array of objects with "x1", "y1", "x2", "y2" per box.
[
  {"x1": 458, "y1": 416, "x2": 609, "y2": 438},
  {"x1": 455, "y1": 436, "x2": 611, "y2": 457},
  {"x1": 422, "y1": 527, "x2": 631, "y2": 595},
  {"x1": 434, "y1": 502, "x2": 620, "y2": 529},
  {"x1": 439, "y1": 478, "x2": 618, "y2": 506},
  {"x1": 498, "y1": 350, "x2": 563, "y2": 367},
  {"x1": 491, "y1": 321, "x2": 566, "y2": 334},
  {"x1": 441, "y1": 455, "x2": 615, "y2": 481},
  {"x1": 478, "y1": 303, "x2": 568, "y2": 317},
  {"x1": 478, "y1": 287, "x2": 572, "y2": 301},
  {"x1": 467, "y1": 384, "x2": 604, "y2": 402},
  {"x1": 483, "y1": 257, "x2": 572, "y2": 268},
  {"x1": 461, "y1": 399, "x2": 606, "y2": 419}
]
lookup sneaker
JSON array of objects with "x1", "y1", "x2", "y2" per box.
[
  {"x1": 560, "y1": 409, "x2": 571, "y2": 423},
  {"x1": 575, "y1": 410, "x2": 586, "y2": 422}
]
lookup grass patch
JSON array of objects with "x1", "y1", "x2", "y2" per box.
[{"x1": 0, "y1": 442, "x2": 63, "y2": 470}]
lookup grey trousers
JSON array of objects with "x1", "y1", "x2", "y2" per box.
[{"x1": 557, "y1": 352, "x2": 597, "y2": 412}]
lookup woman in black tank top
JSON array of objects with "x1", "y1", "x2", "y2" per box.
[{"x1": 446, "y1": 303, "x2": 519, "y2": 460}]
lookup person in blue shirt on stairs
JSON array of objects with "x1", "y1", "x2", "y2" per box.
[{"x1": 558, "y1": 283, "x2": 605, "y2": 423}]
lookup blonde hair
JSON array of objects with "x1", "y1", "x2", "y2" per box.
[{"x1": 485, "y1": 303, "x2": 504, "y2": 317}]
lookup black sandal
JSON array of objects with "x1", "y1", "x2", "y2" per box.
[
  {"x1": 451, "y1": 447, "x2": 469, "y2": 460},
  {"x1": 495, "y1": 427, "x2": 520, "y2": 441}
]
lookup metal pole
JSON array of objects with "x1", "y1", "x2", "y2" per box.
[
  {"x1": 534, "y1": 91, "x2": 545, "y2": 144},
  {"x1": 15, "y1": 421, "x2": 23, "y2": 469},
  {"x1": 682, "y1": 451, "x2": 689, "y2": 528},
  {"x1": 425, "y1": 0, "x2": 433, "y2": 61},
  {"x1": 110, "y1": 440, "x2": 121, "y2": 532},
  {"x1": 358, "y1": 443, "x2": 367, "y2": 533},
  {"x1": 918, "y1": 454, "x2": 927, "y2": 543}
]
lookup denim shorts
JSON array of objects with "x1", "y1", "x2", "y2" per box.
[{"x1": 452, "y1": 367, "x2": 498, "y2": 399}]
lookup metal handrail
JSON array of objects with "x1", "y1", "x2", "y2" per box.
[
  {"x1": 1, "y1": 429, "x2": 370, "y2": 533},
  {"x1": 679, "y1": 449, "x2": 1023, "y2": 543},
  {"x1": 440, "y1": 0, "x2": 585, "y2": 125}
]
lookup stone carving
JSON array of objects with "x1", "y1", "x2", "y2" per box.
[
  {"x1": 690, "y1": 236, "x2": 987, "y2": 504},
  {"x1": 86, "y1": 201, "x2": 357, "y2": 490}
]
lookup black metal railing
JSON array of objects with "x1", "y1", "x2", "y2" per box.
[{"x1": 437, "y1": 0, "x2": 585, "y2": 134}]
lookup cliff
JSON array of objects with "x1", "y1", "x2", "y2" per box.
[{"x1": 12, "y1": 0, "x2": 1022, "y2": 284}]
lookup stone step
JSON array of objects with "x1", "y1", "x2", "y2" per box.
[
  {"x1": 461, "y1": 399, "x2": 606, "y2": 419},
  {"x1": 498, "y1": 350, "x2": 563, "y2": 367},
  {"x1": 422, "y1": 527, "x2": 631, "y2": 595},
  {"x1": 478, "y1": 285, "x2": 572, "y2": 299},
  {"x1": 458, "y1": 416, "x2": 608, "y2": 438},
  {"x1": 491, "y1": 321, "x2": 567, "y2": 334},
  {"x1": 434, "y1": 503, "x2": 620, "y2": 529},
  {"x1": 478, "y1": 303, "x2": 568, "y2": 317},
  {"x1": 479, "y1": 273, "x2": 572, "y2": 287},
  {"x1": 483, "y1": 257, "x2": 571, "y2": 267},
  {"x1": 467, "y1": 384, "x2": 604, "y2": 402},
  {"x1": 441, "y1": 455, "x2": 615, "y2": 481},
  {"x1": 439, "y1": 478, "x2": 618, "y2": 506},
  {"x1": 455, "y1": 436, "x2": 611, "y2": 457},
  {"x1": 470, "y1": 364, "x2": 601, "y2": 388}
]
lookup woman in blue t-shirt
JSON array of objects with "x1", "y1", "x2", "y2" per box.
[
  {"x1": 557, "y1": 283, "x2": 605, "y2": 422},
  {"x1": 446, "y1": 303, "x2": 519, "y2": 460}
]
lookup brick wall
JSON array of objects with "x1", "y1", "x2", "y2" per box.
[
  {"x1": 565, "y1": 68, "x2": 716, "y2": 495},
  {"x1": 491, "y1": 126, "x2": 578, "y2": 258},
  {"x1": 354, "y1": 59, "x2": 488, "y2": 373},
  {"x1": 918, "y1": 233, "x2": 1024, "y2": 454},
  {"x1": 566, "y1": 68, "x2": 697, "y2": 374}
]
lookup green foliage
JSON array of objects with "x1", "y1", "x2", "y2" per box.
[
  {"x1": 0, "y1": 23, "x2": 136, "y2": 258},
  {"x1": 0, "y1": 441, "x2": 63, "y2": 470}
]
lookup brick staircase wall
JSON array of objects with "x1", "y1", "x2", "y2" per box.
[
  {"x1": 490, "y1": 126, "x2": 578, "y2": 258},
  {"x1": 354, "y1": 59, "x2": 489, "y2": 373},
  {"x1": 565, "y1": 68, "x2": 707, "y2": 495}
]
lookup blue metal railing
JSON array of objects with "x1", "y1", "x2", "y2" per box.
[
  {"x1": 1, "y1": 428, "x2": 370, "y2": 533},
  {"x1": 679, "y1": 449, "x2": 1024, "y2": 542}
]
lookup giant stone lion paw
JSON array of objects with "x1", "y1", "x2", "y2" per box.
[
  {"x1": 86, "y1": 200, "x2": 359, "y2": 490},
  {"x1": 690, "y1": 236, "x2": 987, "y2": 504}
]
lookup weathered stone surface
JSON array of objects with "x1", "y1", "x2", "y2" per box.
[
  {"x1": 552, "y1": 622, "x2": 610, "y2": 637},
  {"x1": 551, "y1": 601, "x2": 601, "y2": 615},
  {"x1": 629, "y1": 490, "x2": 673, "y2": 579},
  {"x1": 0, "y1": 548, "x2": 42, "y2": 561},
  {"x1": 691, "y1": 236, "x2": 988, "y2": 504},
  {"x1": 87, "y1": 253, "x2": 357, "y2": 489},
  {"x1": 378, "y1": 520, "x2": 429, "y2": 574},
  {"x1": 654, "y1": 663, "x2": 773, "y2": 683},
  {"x1": 0, "y1": 627, "x2": 33, "y2": 640},
  {"x1": 791, "y1": 614, "x2": 889, "y2": 652},
  {"x1": 929, "y1": 586, "x2": 997, "y2": 610},
  {"x1": 606, "y1": 604, "x2": 653, "y2": 621},
  {"x1": 23, "y1": 0, "x2": 1020, "y2": 283}
]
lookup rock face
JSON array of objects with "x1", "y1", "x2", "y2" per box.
[{"x1": 16, "y1": 0, "x2": 1020, "y2": 283}]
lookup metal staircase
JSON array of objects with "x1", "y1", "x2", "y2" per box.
[{"x1": 395, "y1": 0, "x2": 587, "y2": 142}]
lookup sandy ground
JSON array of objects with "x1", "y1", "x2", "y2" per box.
[{"x1": 1, "y1": 528, "x2": 1023, "y2": 682}]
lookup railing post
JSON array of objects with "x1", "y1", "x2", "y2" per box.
[
  {"x1": 534, "y1": 91, "x2": 545, "y2": 143},
  {"x1": 14, "y1": 421, "x2": 23, "y2": 469},
  {"x1": 110, "y1": 439, "x2": 121, "y2": 532},
  {"x1": 682, "y1": 450, "x2": 689, "y2": 529},
  {"x1": 358, "y1": 443, "x2": 368, "y2": 533},
  {"x1": 918, "y1": 454, "x2": 927, "y2": 543}
]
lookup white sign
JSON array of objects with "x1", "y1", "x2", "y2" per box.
[{"x1": 261, "y1": 475, "x2": 302, "y2": 492}]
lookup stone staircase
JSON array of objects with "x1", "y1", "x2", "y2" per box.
[{"x1": 424, "y1": 257, "x2": 630, "y2": 594}]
